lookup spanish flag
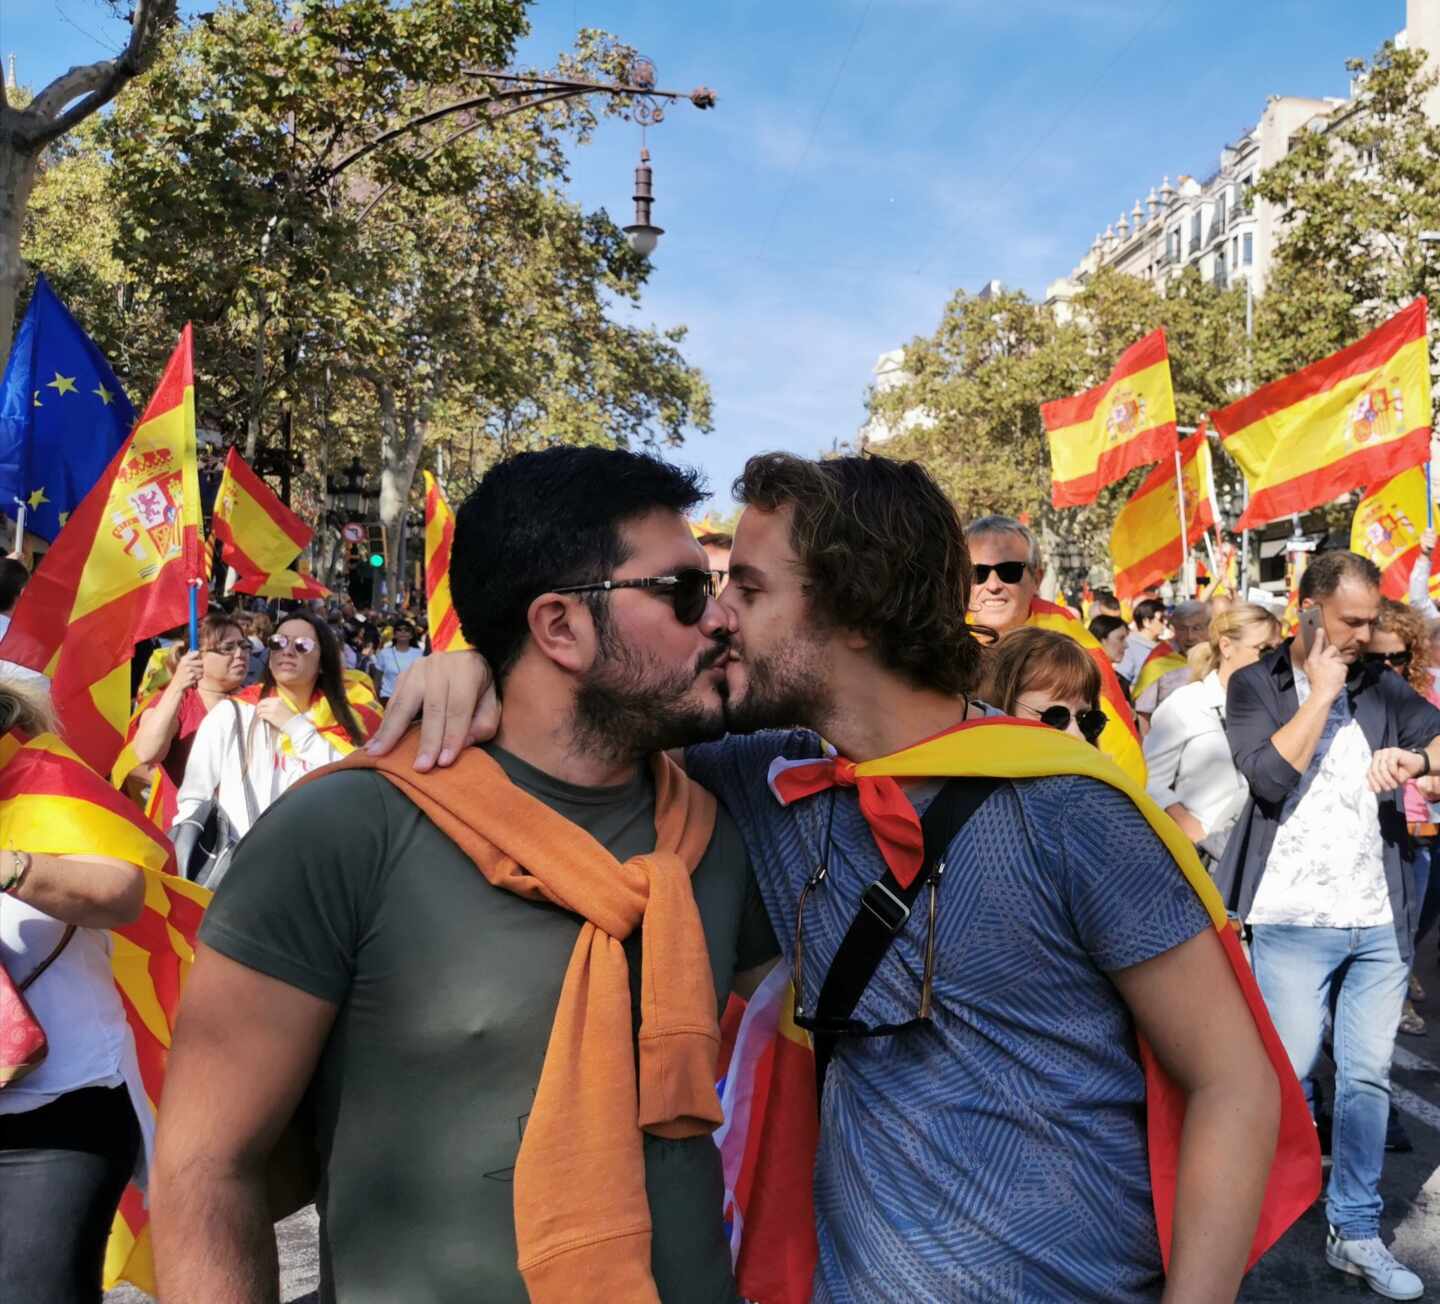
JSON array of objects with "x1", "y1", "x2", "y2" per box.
[
  {"x1": 0, "y1": 329, "x2": 205, "y2": 775},
  {"x1": 1110, "y1": 426, "x2": 1217, "y2": 600},
  {"x1": 423, "y1": 470, "x2": 472, "y2": 652},
  {"x1": 1133, "y1": 641, "x2": 1188, "y2": 700},
  {"x1": 1043, "y1": 329, "x2": 1178, "y2": 508},
  {"x1": 1350, "y1": 465, "x2": 1440, "y2": 603},
  {"x1": 232, "y1": 566, "x2": 331, "y2": 602},
  {"x1": 727, "y1": 720, "x2": 1318, "y2": 1297},
  {"x1": 1025, "y1": 597, "x2": 1146, "y2": 785},
  {"x1": 1213, "y1": 298, "x2": 1431, "y2": 530},
  {"x1": 236, "y1": 668, "x2": 383, "y2": 755},
  {"x1": 212, "y1": 446, "x2": 311, "y2": 577},
  {"x1": 0, "y1": 727, "x2": 212, "y2": 1295}
]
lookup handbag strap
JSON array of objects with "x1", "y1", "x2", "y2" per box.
[
  {"x1": 17, "y1": 925, "x2": 77, "y2": 993},
  {"x1": 232, "y1": 701, "x2": 262, "y2": 827}
]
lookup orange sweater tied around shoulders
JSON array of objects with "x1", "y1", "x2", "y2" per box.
[{"x1": 304, "y1": 732, "x2": 722, "y2": 1302}]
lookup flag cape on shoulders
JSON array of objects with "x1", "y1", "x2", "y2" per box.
[
  {"x1": 0, "y1": 728, "x2": 211, "y2": 1294},
  {"x1": 1110, "y1": 426, "x2": 1217, "y2": 600},
  {"x1": 1350, "y1": 465, "x2": 1440, "y2": 604},
  {"x1": 1133, "y1": 640, "x2": 1188, "y2": 700},
  {"x1": 714, "y1": 720, "x2": 1319, "y2": 1296},
  {"x1": 1042, "y1": 329, "x2": 1177, "y2": 507},
  {"x1": 237, "y1": 669, "x2": 383, "y2": 755},
  {"x1": 1024, "y1": 597, "x2": 1146, "y2": 785},
  {"x1": 423, "y1": 471, "x2": 471, "y2": 653},
  {"x1": 1213, "y1": 298, "x2": 1431, "y2": 530}
]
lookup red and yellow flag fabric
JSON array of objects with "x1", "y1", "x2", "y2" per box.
[
  {"x1": 0, "y1": 728, "x2": 212, "y2": 1294},
  {"x1": 212, "y1": 446, "x2": 311, "y2": 577},
  {"x1": 1133, "y1": 641, "x2": 1188, "y2": 701},
  {"x1": 1350, "y1": 465, "x2": 1440, "y2": 603},
  {"x1": 232, "y1": 566, "x2": 331, "y2": 601},
  {"x1": 1200, "y1": 542, "x2": 1239, "y2": 602},
  {"x1": 711, "y1": 720, "x2": 1318, "y2": 1297},
  {"x1": 236, "y1": 668, "x2": 383, "y2": 756},
  {"x1": 1213, "y1": 298, "x2": 1431, "y2": 530},
  {"x1": 1042, "y1": 329, "x2": 1178, "y2": 508},
  {"x1": 423, "y1": 471, "x2": 471, "y2": 653},
  {"x1": 0, "y1": 329, "x2": 205, "y2": 775},
  {"x1": 1110, "y1": 427, "x2": 1218, "y2": 600},
  {"x1": 1025, "y1": 597, "x2": 1146, "y2": 785}
]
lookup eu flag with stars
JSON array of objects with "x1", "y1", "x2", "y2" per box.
[{"x1": 0, "y1": 274, "x2": 136, "y2": 542}]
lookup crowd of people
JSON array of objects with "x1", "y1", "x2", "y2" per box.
[{"x1": 1, "y1": 444, "x2": 1438, "y2": 1302}]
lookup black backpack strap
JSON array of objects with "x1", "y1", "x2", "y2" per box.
[{"x1": 811, "y1": 776, "x2": 998, "y2": 1096}]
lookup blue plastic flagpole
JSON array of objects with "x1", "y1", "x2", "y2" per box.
[{"x1": 188, "y1": 582, "x2": 200, "y2": 651}]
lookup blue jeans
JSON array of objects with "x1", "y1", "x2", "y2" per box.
[{"x1": 1250, "y1": 924, "x2": 1407, "y2": 1240}]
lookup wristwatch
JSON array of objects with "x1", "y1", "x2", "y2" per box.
[{"x1": 1413, "y1": 749, "x2": 1433, "y2": 778}]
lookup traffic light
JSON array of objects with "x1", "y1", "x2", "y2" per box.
[{"x1": 368, "y1": 552, "x2": 384, "y2": 568}]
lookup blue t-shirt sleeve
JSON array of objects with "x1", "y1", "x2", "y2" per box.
[
  {"x1": 684, "y1": 730, "x2": 813, "y2": 827},
  {"x1": 1057, "y1": 776, "x2": 1213, "y2": 971}
]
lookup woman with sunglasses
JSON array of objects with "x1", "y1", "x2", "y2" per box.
[
  {"x1": 1142, "y1": 603, "x2": 1281, "y2": 865},
  {"x1": 1370, "y1": 599, "x2": 1440, "y2": 1036},
  {"x1": 175, "y1": 613, "x2": 378, "y2": 847},
  {"x1": 980, "y1": 628, "x2": 1109, "y2": 746}
]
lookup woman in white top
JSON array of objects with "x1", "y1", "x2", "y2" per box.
[
  {"x1": 175, "y1": 613, "x2": 364, "y2": 849},
  {"x1": 1144, "y1": 603, "x2": 1282, "y2": 863},
  {"x1": 372, "y1": 620, "x2": 424, "y2": 703},
  {"x1": 0, "y1": 677, "x2": 149, "y2": 1303}
]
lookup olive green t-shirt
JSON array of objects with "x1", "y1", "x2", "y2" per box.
[{"x1": 199, "y1": 744, "x2": 777, "y2": 1304}]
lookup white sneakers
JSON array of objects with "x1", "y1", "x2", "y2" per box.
[{"x1": 1326, "y1": 1226, "x2": 1424, "y2": 1300}]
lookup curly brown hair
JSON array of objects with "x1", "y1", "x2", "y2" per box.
[
  {"x1": 1376, "y1": 597, "x2": 1433, "y2": 696},
  {"x1": 733, "y1": 452, "x2": 988, "y2": 695}
]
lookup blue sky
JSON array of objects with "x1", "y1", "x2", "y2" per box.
[{"x1": 2, "y1": 0, "x2": 1403, "y2": 509}]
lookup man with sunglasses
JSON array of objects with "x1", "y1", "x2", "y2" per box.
[
  {"x1": 1219, "y1": 549, "x2": 1440, "y2": 1300},
  {"x1": 152, "y1": 447, "x2": 778, "y2": 1304},
  {"x1": 376, "y1": 453, "x2": 1295, "y2": 1302}
]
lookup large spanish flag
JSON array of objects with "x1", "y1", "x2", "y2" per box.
[
  {"x1": 212, "y1": 445, "x2": 311, "y2": 577},
  {"x1": 1350, "y1": 465, "x2": 1440, "y2": 603},
  {"x1": 1043, "y1": 329, "x2": 1178, "y2": 508},
  {"x1": 0, "y1": 727, "x2": 211, "y2": 1295},
  {"x1": 1025, "y1": 596, "x2": 1146, "y2": 785},
  {"x1": 1110, "y1": 426, "x2": 1218, "y2": 600},
  {"x1": 1213, "y1": 298, "x2": 1431, "y2": 530},
  {"x1": 232, "y1": 565, "x2": 331, "y2": 602},
  {"x1": 0, "y1": 329, "x2": 205, "y2": 775},
  {"x1": 423, "y1": 470, "x2": 471, "y2": 653}
]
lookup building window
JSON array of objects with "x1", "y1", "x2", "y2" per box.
[
  {"x1": 1243, "y1": 232, "x2": 1254, "y2": 265},
  {"x1": 1213, "y1": 193, "x2": 1226, "y2": 235},
  {"x1": 1190, "y1": 211, "x2": 1201, "y2": 252},
  {"x1": 1232, "y1": 236, "x2": 1239, "y2": 264}
]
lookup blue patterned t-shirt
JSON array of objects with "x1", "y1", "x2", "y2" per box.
[{"x1": 686, "y1": 730, "x2": 1213, "y2": 1304}]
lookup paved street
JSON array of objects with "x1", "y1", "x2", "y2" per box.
[{"x1": 107, "y1": 947, "x2": 1440, "y2": 1304}]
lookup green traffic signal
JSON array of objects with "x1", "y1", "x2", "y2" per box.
[{"x1": 368, "y1": 553, "x2": 384, "y2": 568}]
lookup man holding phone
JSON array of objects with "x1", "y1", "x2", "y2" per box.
[{"x1": 1219, "y1": 549, "x2": 1440, "y2": 1300}]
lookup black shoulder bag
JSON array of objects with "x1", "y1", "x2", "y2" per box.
[{"x1": 804, "y1": 777, "x2": 999, "y2": 1098}]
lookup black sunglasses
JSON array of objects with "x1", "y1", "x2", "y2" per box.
[
  {"x1": 552, "y1": 568, "x2": 725, "y2": 626},
  {"x1": 1017, "y1": 700, "x2": 1108, "y2": 744},
  {"x1": 1367, "y1": 649, "x2": 1413, "y2": 670},
  {"x1": 973, "y1": 561, "x2": 1028, "y2": 585}
]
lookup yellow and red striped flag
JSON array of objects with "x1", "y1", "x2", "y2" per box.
[
  {"x1": 0, "y1": 328, "x2": 206, "y2": 775},
  {"x1": 1133, "y1": 641, "x2": 1188, "y2": 700},
  {"x1": 1213, "y1": 298, "x2": 1431, "y2": 530},
  {"x1": 423, "y1": 470, "x2": 471, "y2": 652},
  {"x1": 212, "y1": 445, "x2": 311, "y2": 576},
  {"x1": 0, "y1": 727, "x2": 212, "y2": 1295},
  {"x1": 1042, "y1": 329, "x2": 1178, "y2": 508},
  {"x1": 1350, "y1": 464, "x2": 1440, "y2": 604},
  {"x1": 1109, "y1": 426, "x2": 1217, "y2": 600},
  {"x1": 1024, "y1": 597, "x2": 1146, "y2": 785},
  {"x1": 1200, "y1": 541, "x2": 1239, "y2": 601},
  {"x1": 237, "y1": 668, "x2": 383, "y2": 756},
  {"x1": 232, "y1": 566, "x2": 331, "y2": 601}
]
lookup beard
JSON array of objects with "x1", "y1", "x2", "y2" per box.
[
  {"x1": 573, "y1": 637, "x2": 730, "y2": 758},
  {"x1": 723, "y1": 633, "x2": 832, "y2": 735}
]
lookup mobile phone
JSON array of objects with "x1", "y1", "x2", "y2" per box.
[{"x1": 1297, "y1": 606, "x2": 1323, "y2": 657}]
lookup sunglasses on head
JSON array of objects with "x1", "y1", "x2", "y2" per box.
[
  {"x1": 973, "y1": 561, "x2": 1028, "y2": 585},
  {"x1": 267, "y1": 633, "x2": 317, "y2": 655},
  {"x1": 1017, "y1": 700, "x2": 1108, "y2": 744},
  {"x1": 1366, "y1": 649, "x2": 1412, "y2": 670},
  {"x1": 552, "y1": 567, "x2": 725, "y2": 626}
]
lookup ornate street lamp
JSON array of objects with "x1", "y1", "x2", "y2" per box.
[{"x1": 624, "y1": 147, "x2": 664, "y2": 257}]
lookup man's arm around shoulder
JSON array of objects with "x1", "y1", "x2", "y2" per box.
[{"x1": 151, "y1": 946, "x2": 337, "y2": 1304}]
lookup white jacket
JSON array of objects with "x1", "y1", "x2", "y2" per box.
[
  {"x1": 174, "y1": 698, "x2": 342, "y2": 839},
  {"x1": 1143, "y1": 671, "x2": 1251, "y2": 861}
]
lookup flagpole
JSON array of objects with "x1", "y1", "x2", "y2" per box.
[
  {"x1": 1174, "y1": 448, "x2": 1190, "y2": 599},
  {"x1": 188, "y1": 581, "x2": 200, "y2": 651}
]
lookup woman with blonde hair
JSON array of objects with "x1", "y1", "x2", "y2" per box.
[
  {"x1": 981, "y1": 626, "x2": 1107, "y2": 746},
  {"x1": 1144, "y1": 603, "x2": 1282, "y2": 863}
]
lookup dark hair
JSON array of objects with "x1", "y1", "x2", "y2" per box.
[
  {"x1": 1092, "y1": 587, "x2": 1121, "y2": 614},
  {"x1": 260, "y1": 609, "x2": 364, "y2": 744},
  {"x1": 1299, "y1": 549, "x2": 1381, "y2": 602},
  {"x1": 451, "y1": 446, "x2": 707, "y2": 681},
  {"x1": 0, "y1": 558, "x2": 28, "y2": 614},
  {"x1": 1133, "y1": 597, "x2": 1166, "y2": 628},
  {"x1": 199, "y1": 611, "x2": 243, "y2": 650},
  {"x1": 982, "y1": 627, "x2": 1102, "y2": 714},
  {"x1": 733, "y1": 451, "x2": 987, "y2": 696},
  {"x1": 1088, "y1": 614, "x2": 1127, "y2": 643}
]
